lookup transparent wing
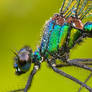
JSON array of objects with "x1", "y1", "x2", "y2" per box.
[
  {"x1": 60, "y1": 0, "x2": 92, "y2": 20},
  {"x1": 60, "y1": 0, "x2": 78, "y2": 18},
  {"x1": 77, "y1": 0, "x2": 92, "y2": 20}
]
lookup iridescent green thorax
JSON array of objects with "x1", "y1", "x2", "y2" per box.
[
  {"x1": 68, "y1": 28, "x2": 82, "y2": 48},
  {"x1": 48, "y1": 23, "x2": 70, "y2": 53},
  {"x1": 40, "y1": 18, "x2": 71, "y2": 57},
  {"x1": 84, "y1": 22, "x2": 92, "y2": 32},
  {"x1": 32, "y1": 49, "x2": 42, "y2": 63},
  {"x1": 58, "y1": 23, "x2": 70, "y2": 48},
  {"x1": 47, "y1": 24, "x2": 61, "y2": 52},
  {"x1": 40, "y1": 20, "x2": 55, "y2": 55}
]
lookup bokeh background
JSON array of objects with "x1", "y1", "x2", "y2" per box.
[{"x1": 0, "y1": 0, "x2": 92, "y2": 92}]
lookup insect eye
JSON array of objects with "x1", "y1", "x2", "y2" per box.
[
  {"x1": 18, "y1": 60, "x2": 27, "y2": 66},
  {"x1": 14, "y1": 62, "x2": 18, "y2": 68}
]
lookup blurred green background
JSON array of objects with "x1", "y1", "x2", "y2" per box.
[{"x1": 0, "y1": 0, "x2": 92, "y2": 92}]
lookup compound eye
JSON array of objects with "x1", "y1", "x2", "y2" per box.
[
  {"x1": 15, "y1": 67, "x2": 25, "y2": 75},
  {"x1": 18, "y1": 52, "x2": 31, "y2": 67},
  {"x1": 19, "y1": 53, "x2": 29, "y2": 61},
  {"x1": 14, "y1": 63, "x2": 18, "y2": 68},
  {"x1": 18, "y1": 60, "x2": 27, "y2": 66},
  {"x1": 19, "y1": 48, "x2": 30, "y2": 60}
]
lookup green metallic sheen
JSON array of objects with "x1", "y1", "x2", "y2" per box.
[
  {"x1": 47, "y1": 23, "x2": 71, "y2": 53},
  {"x1": 69, "y1": 28, "x2": 81, "y2": 48},
  {"x1": 32, "y1": 50, "x2": 42, "y2": 62},
  {"x1": 58, "y1": 23, "x2": 70, "y2": 48},
  {"x1": 48, "y1": 25, "x2": 61, "y2": 52},
  {"x1": 84, "y1": 22, "x2": 92, "y2": 32}
]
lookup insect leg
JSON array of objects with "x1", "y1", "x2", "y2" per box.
[
  {"x1": 56, "y1": 63, "x2": 71, "y2": 67},
  {"x1": 55, "y1": 58, "x2": 92, "y2": 71},
  {"x1": 24, "y1": 65, "x2": 40, "y2": 92},
  {"x1": 9, "y1": 65, "x2": 40, "y2": 92},
  {"x1": 67, "y1": 59, "x2": 92, "y2": 71},
  {"x1": 68, "y1": 58, "x2": 92, "y2": 63},
  {"x1": 48, "y1": 59, "x2": 92, "y2": 92},
  {"x1": 56, "y1": 62, "x2": 92, "y2": 68},
  {"x1": 78, "y1": 72, "x2": 92, "y2": 92}
]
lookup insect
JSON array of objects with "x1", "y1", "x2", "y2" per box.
[{"x1": 10, "y1": 0, "x2": 92, "y2": 92}]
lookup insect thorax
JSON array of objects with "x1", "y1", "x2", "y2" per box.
[
  {"x1": 39, "y1": 14, "x2": 70, "y2": 58},
  {"x1": 39, "y1": 14, "x2": 85, "y2": 59}
]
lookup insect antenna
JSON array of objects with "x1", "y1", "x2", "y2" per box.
[{"x1": 10, "y1": 49, "x2": 19, "y2": 58}]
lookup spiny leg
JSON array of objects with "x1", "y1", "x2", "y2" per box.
[
  {"x1": 78, "y1": 72, "x2": 92, "y2": 92},
  {"x1": 67, "y1": 59, "x2": 92, "y2": 71},
  {"x1": 48, "y1": 59, "x2": 92, "y2": 92},
  {"x1": 55, "y1": 62, "x2": 92, "y2": 92},
  {"x1": 68, "y1": 58, "x2": 92, "y2": 63},
  {"x1": 59, "y1": 58, "x2": 92, "y2": 91},
  {"x1": 10, "y1": 65, "x2": 40, "y2": 92},
  {"x1": 56, "y1": 58, "x2": 92, "y2": 71},
  {"x1": 24, "y1": 65, "x2": 40, "y2": 92},
  {"x1": 56, "y1": 62, "x2": 92, "y2": 68}
]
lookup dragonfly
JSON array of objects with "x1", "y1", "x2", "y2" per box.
[{"x1": 10, "y1": 0, "x2": 92, "y2": 92}]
